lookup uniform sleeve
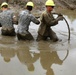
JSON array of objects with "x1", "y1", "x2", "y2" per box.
[
  {"x1": 43, "y1": 13, "x2": 58, "y2": 26},
  {"x1": 12, "y1": 11, "x2": 18, "y2": 24},
  {"x1": 30, "y1": 14, "x2": 40, "y2": 24},
  {"x1": 0, "y1": 19, "x2": 2, "y2": 27},
  {"x1": 0, "y1": 14, "x2": 2, "y2": 27}
]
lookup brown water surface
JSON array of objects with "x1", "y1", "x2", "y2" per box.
[{"x1": 0, "y1": 9, "x2": 76, "y2": 75}]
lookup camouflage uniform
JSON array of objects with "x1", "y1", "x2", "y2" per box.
[
  {"x1": 17, "y1": 9, "x2": 40, "y2": 40},
  {"x1": 37, "y1": 10, "x2": 59, "y2": 42},
  {"x1": 0, "y1": 9, "x2": 16, "y2": 36}
]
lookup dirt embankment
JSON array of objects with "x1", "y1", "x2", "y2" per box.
[
  {"x1": 54, "y1": 0, "x2": 76, "y2": 10},
  {"x1": 0, "y1": 0, "x2": 76, "y2": 10},
  {"x1": 10, "y1": 0, "x2": 76, "y2": 10}
]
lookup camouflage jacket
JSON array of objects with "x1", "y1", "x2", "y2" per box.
[
  {"x1": 17, "y1": 9, "x2": 40, "y2": 35},
  {"x1": 0, "y1": 9, "x2": 15, "y2": 30}
]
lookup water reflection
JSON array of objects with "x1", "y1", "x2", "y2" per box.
[
  {"x1": 37, "y1": 41, "x2": 64, "y2": 75},
  {"x1": 0, "y1": 48, "x2": 15, "y2": 62},
  {"x1": 0, "y1": 8, "x2": 76, "y2": 75},
  {"x1": 0, "y1": 35, "x2": 17, "y2": 46},
  {"x1": 0, "y1": 40, "x2": 70, "y2": 75},
  {"x1": 16, "y1": 42, "x2": 39, "y2": 71}
]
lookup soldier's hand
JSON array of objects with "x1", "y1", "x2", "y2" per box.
[
  {"x1": 56, "y1": 16, "x2": 63, "y2": 21},
  {"x1": 58, "y1": 13, "x2": 63, "y2": 17},
  {"x1": 57, "y1": 16, "x2": 64, "y2": 21}
]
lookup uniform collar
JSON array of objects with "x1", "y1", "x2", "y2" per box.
[{"x1": 26, "y1": 9, "x2": 31, "y2": 14}]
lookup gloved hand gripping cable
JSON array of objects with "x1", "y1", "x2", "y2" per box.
[{"x1": 52, "y1": 13, "x2": 70, "y2": 42}]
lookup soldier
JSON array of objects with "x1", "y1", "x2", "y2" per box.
[
  {"x1": 36, "y1": 0, "x2": 63, "y2": 42},
  {"x1": 17, "y1": 1, "x2": 40, "y2": 40},
  {"x1": 0, "y1": 2, "x2": 16, "y2": 36}
]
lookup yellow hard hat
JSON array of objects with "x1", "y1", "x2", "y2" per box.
[
  {"x1": 1, "y1": 2, "x2": 8, "y2": 7},
  {"x1": 26, "y1": 1, "x2": 34, "y2": 7},
  {"x1": 45, "y1": 0, "x2": 55, "y2": 6}
]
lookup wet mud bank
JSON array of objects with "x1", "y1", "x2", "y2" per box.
[
  {"x1": 0, "y1": 0, "x2": 76, "y2": 10},
  {"x1": 54, "y1": 0, "x2": 76, "y2": 10}
]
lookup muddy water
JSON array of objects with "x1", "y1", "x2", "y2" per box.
[{"x1": 0, "y1": 9, "x2": 76, "y2": 75}]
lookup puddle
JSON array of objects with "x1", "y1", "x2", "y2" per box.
[{"x1": 0, "y1": 9, "x2": 76, "y2": 75}]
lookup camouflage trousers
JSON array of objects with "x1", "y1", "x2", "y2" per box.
[
  {"x1": 17, "y1": 31, "x2": 34, "y2": 41},
  {"x1": 1, "y1": 28, "x2": 16, "y2": 36}
]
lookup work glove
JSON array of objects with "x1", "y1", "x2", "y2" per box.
[
  {"x1": 0, "y1": 23, "x2": 2, "y2": 27},
  {"x1": 56, "y1": 14, "x2": 64, "y2": 21},
  {"x1": 58, "y1": 16, "x2": 64, "y2": 21},
  {"x1": 58, "y1": 13, "x2": 63, "y2": 17}
]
